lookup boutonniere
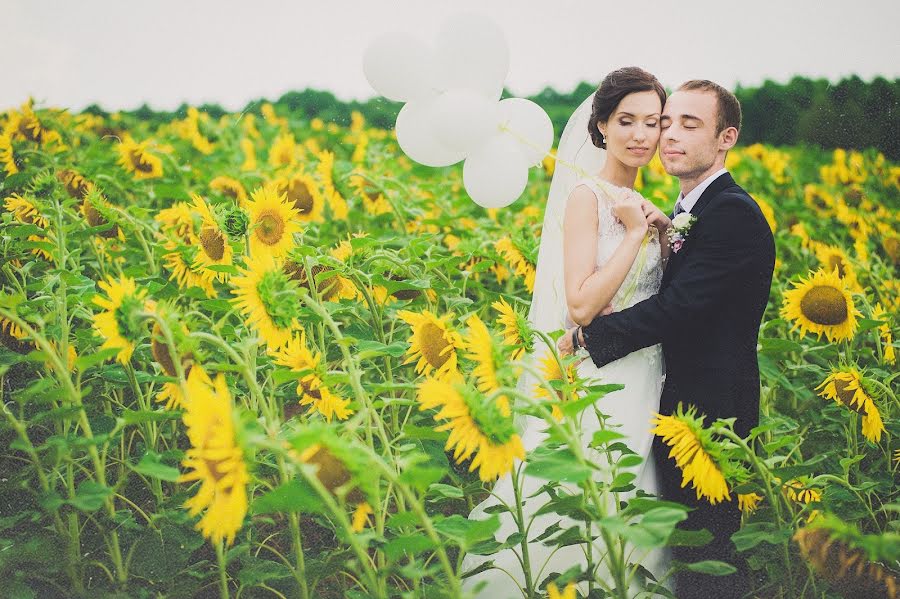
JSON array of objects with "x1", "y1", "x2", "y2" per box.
[{"x1": 667, "y1": 213, "x2": 697, "y2": 254}]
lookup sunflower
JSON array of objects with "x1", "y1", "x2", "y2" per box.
[
  {"x1": 816, "y1": 368, "x2": 885, "y2": 443},
  {"x1": 495, "y1": 237, "x2": 536, "y2": 293},
  {"x1": 246, "y1": 183, "x2": 302, "y2": 258},
  {"x1": 463, "y1": 314, "x2": 514, "y2": 415},
  {"x1": 231, "y1": 252, "x2": 302, "y2": 349},
  {"x1": 240, "y1": 138, "x2": 257, "y2": 172},
  {"x1": 804, "y1": 184, "x2": 835, "y2": 217},
  {"x1": 180, "y1": 366, "x2": 249, "y2": 546},
  {"x1": 0, "y1": 316, "x2": 31, "y2": 353},
  {"x1": 782, "y1": 478, "x2": 822, "y2": 507},
  {"x1": 81, "y1": 195, "x2": 123, "y2": 240},
  {"x1": 751, "y1": 195, "x2": 777, "y2": 233},
  {"x1": 738, "y1": 492, "x2": 763, "y2": 515},
  {"x1": 93, "y1": 275, "x2": 150, "y2": 365},
  {"x1": 780, "y1": 267, "x2": 861, "y2": 343},
  {"x1": 116, "y1": 134, "x2": 163, "y2": 180},
  {"x1": 349, "y1": 172, "x2": 392, "y2": 216},
  {"x1": 533, "y1": 350, "x2": 578, "y2": 420},
  {"x1": 315, "y1": 150, "x2": 349, "y2": 220},
  {"x1": 4, "y1": 193, "x2": 48, "y2": 228},
  {"x1": 417, "y1": 376, "x2": 525, "y2": 482},
  {"x1": 156, "y1": 201, "x2": 196, "y2": 243},
  {"x1": 0, "y1": 134, "x2": 17, "y2": 175},
  {"x1": 150, "y1": 318, "x2": 193, "y2": 410},
  {"x1": 789, "y1": 222, "x2": 813, "y2": 250},
  {"x1": 268, "y1": 132, "x2": 297, "y2": 168},
  {"x1": 296, "y1": 442, "x2": 371, "y2": 530},
  {"x1": 882, "y1": 235, "x2": 900, "y2": 266},
  {"x1": 397, "y1": 310, "x2": 465, "y2": 381},
  {"x1": 492, "y1": 297, "x2": 532, "y2": 361},
  {"x1": 4, "y1": 193, "x2": 53, "y2": 260},
  {"x1": 56, "y1": 169, "x2": 94, "y2": 201},
  {"x1": 5, "y1": 102, "x2": 63, "y2": 148},
  {"x1": 283, "y1": 260, "x2": 359, "y2": 303},
  {"x1": 814, "y1": 244, "x2": 862, "y2": 293},
  {"x1": 872, "y1": 304, "x2": 896, "y2": 365},
  {"x1": 273, "y1": 172, "x2": 325, "y2": 223},
  {"x1": 794, "y1": 526, "x2": 900, "y2": 599},
  {"x1": 271, "y1": 332, "x2": 353, "y2": 422},
  {"x1": 547, "y1": 582, "x2": 577, "y2": 599},
  {"x1": 190, "y1": 194, "x2": 234, "y2": 280},
  {"x1": 650, "y1": 405, "x2": 731, "y2": 505},
  {"x1": 161, "y1": 241, "x2": 218, "y2": 298},
  {"x1": 209, "y1": 176, "x2": 248, "y2": 206}
]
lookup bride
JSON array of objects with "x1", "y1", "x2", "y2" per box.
[{"x1": 463, "y1": 67, "x2": 674, "y2": 598}]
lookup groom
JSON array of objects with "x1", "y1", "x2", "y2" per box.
[{"x1": 560, "y1": 80, "x2": 775, "y2": 598}]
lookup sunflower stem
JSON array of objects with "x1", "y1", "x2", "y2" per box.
[{"x1": 215, "y1": 540, "x2": 230, "y2": 599}]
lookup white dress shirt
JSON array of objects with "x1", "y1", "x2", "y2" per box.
[{"x1": 675, "y1": 168, "x2": 729, "y2": 213}]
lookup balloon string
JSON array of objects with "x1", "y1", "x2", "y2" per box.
[{"x1": 498, "y1": 123, "x2": 654, "y2": 293}]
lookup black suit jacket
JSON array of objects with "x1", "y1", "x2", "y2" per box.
[{"x1": 581, "y1": 172, "x2": 775, "y2": 437}]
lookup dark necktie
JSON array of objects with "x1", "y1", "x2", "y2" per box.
[{"x1": 673, "y1": 200, "x2": 686, "y2": 218}]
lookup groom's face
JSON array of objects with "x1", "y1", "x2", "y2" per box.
[{"x1": 659, "y1": 91, "x2": 721, "y2": 179}]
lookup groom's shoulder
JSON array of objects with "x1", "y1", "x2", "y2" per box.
[{"x1": 707, "y1": 181, "x2": 771, "y2": 235}]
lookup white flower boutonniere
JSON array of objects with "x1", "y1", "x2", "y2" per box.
[{"x1": 667, "y1": 213, "x2": 697, "y2": 254}]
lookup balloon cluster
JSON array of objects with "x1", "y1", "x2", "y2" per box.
[{"x1": 363, "y1": 13, "x2": 554, "y2": 208}]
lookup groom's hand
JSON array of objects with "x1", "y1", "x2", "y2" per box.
[
  {"x1": 557, "y1": 304, "x2": 612, "y2": 355},
  {"x1": 641, "y1": 199, "x2": 671, "y2": 232}
]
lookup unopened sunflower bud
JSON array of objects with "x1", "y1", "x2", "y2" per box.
[{"x1": 219, "y1": 205, "x2": 249, "y2": 239}]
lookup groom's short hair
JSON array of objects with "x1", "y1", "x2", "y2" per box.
[{"x1": 677, "y1": 80, "x2": 741, "y2": 135}]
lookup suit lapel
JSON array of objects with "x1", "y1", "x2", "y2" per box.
[{"x1": 662, "y1": 172, "x2": 737, "y2": 287}]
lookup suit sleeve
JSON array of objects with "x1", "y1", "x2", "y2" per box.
[{"x1": 581, "y1": 197, "x2": 768, "y2": 368}]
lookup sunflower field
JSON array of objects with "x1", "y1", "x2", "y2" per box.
[{"x1": 0, "y1": 98, "x2": 898, "y2": 599}]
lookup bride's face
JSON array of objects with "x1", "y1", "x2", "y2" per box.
[{"x1": 597, "y1": 90, "x2": 662, "y2": 168}]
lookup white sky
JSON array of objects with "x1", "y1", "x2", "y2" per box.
[{"x1": 3, "y1": 0, "x2": 898, "y2": 113}]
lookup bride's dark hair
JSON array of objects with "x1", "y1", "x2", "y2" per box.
[{"x1": 588, "y1": 67, "x2": 667, "y2": 149}]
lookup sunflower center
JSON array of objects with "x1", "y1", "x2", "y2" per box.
[
  {"x1": 799, "y1": 286, "x2": 848, "y2": 325},
  {"x1": 151, "y1": 323, "x2": 177, "y2": 377},
  {"x1": 461, "y1": 385, "x2": 516, "y2": 445},
  {"x1": 810, "y1": 194, "x2": 828, "y2": 210},
  {"x1": 256, "y1": 269, "x2": 300, "y2": 330},
  {"x1": 220, "y1": 184, "x2": 241, "y2": 201},
  {"x1": 287, "y1": 180, "x2": 314, "y2": 215},
  {"x1": 832, "y1": 378, "x2": 864, "y2": 411},
  {"x1": 418, "y1": 322, "x2": 452, "y2": 369},
  {"x1": 114, "y1": 293, "x2": 146, "y2": 343},
  {"x1": 130, "y1": 149, "x2": 154, "y2": 173},
  {"x1": 299, "y1": 378, "x2": 323, "y2": 401},
  {"x1": 255, "y1": 210, "x2": 285, "y2": 245},
  {"x1": 200, "y1": 227, "x2": 226, "y2": 261}
]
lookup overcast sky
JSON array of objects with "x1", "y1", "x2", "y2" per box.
[{"x1": 3, "y1": 0, "x2": 898, "y2": 113}]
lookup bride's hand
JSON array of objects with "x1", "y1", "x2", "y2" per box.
[{"x1": 612, "y1": 198, "x2": 649, "y2": 235}]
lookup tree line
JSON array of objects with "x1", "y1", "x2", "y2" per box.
[{"x1": 89, "y1": 75, "x2": 899, "y2": 159}]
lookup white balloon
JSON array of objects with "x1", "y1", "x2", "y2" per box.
[
  {"x1": 430, "y1": 89, "x2": 500, "y2": 153},
  {"x1": 497, "y1": 98, "x2": 554, "y2": 167},
  {"x1": 433, "y1": 13, "x2": 509, "y2": 100},
  {"x1": 395, "y1": 99, "x2": 467, "y2": 167},
  {"x1": 463, "y1": 134, "x2": 531, "y2": 208},
  {"x1": 363, "y1": 32, "x2": 436, "y2": 102}
]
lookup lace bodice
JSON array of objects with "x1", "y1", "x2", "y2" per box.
[{"x1": 572, "y1": 177, "x2": 663, "y2": 313}]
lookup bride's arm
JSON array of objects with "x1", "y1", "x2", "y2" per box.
[{"x1": 563, "y1": 185, "x2": 647, "y2": 326}]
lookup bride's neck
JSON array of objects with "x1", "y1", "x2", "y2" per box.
[{"x1": 597, "y1": 156, "x2": 638, "y2": 189}]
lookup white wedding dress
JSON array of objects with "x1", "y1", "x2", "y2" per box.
[{"x1": 462, "y1": 176, "x2": 670, "y2": 598}]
